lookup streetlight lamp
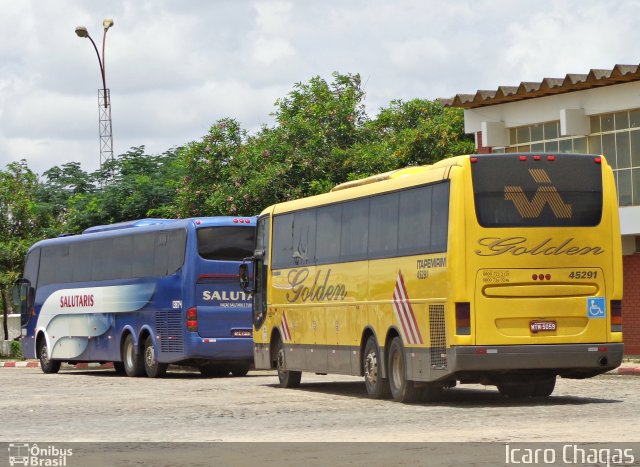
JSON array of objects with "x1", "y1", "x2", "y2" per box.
[{"x1": 75, "y1": 19, "x2": 115, "y2": 175}]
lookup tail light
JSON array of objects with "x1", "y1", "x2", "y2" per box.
[
  {"x1": 455, "y1": 302, "x2": 471, "y2": 335},
  {"x1": 186, "y1": 307, "x2": 198, "y2": 332},
  {"x1": 610, "y1": 300, "x2": 622, "y2": 332}
]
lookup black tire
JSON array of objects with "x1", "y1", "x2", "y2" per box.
[
  {"x1": 276, "y1": 339, "x2": 301, "y2": 388},
  {"x1": 497, "y1": 381, "x2": 535, "y2": 398},
  {"x1": 113, "y1": 362, "x2": 126, "y2": 375},
  {"x1": 532, "y1": 376, "x2": 556, "y2": 397},
  {"x1": 230, "y1": 364, "x2": 250, "y2": 377},
  {"x1": 37, "y1": 338, "x2": 61, "y2": 374},
  {"x1": 200, "y1": 365, "x2": 230, "y2": 377},
  {"x1": 388, "y1": 336, "x2": 421, "y2": 403},
  {"x1": 362, "y1": 336, "x2": 390, "y2": 399},
  {"x1": 122, "y1": 334, "x2": 145, "y2": 377},
  {"x1": 143, "y1": 335, "x2": 168, "y2": 378}
]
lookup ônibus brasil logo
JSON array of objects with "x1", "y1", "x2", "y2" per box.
[{"x1": 8, "y1": 443, "x2": 73, "y2": 466}]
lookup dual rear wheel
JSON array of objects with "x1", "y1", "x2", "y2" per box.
[
  {"x1": 363, "y1": 335, "x2": 442, "y2": 403},
  {"x1": 121, "y1": 334, "x2": 167, "y2": 378}
]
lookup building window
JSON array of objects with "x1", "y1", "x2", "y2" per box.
[
  {"x1": 505, "y1": 121, "x2": 586, "y2": 155},
  {"x1": 590, "y1": 109, "x2": 640, "y2": 206}
]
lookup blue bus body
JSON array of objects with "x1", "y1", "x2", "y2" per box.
[{"x1": 17, "y1": 217, "x2": 257, "y2": 377}]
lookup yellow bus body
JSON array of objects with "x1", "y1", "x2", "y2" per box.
[{"x1": 250, "y1": 154, "x2": 623, "y2": 398}]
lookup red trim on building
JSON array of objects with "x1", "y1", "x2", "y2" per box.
[{"x1": 623, "y1": 255, "x2": 640, "y2": 355}]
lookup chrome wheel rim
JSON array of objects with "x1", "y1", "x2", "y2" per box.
[
  {"x1": 391, "y1": 350, "x2": 402, "y2": 390},
  {"x1": 364, "y1": 351, "x2": 378, "y2": 385},
  {"x1": 40, "y1": 344, "x2": 49, "y2": 365},
  {"x1": 145, "y1": 344, "x2": 155, "y2": 369},
  {"x1": 125, "y1": 340, "x2": 134, "y2": 368},
  {"x1": 277, "y1": 348, "x2": 286, "y2": 377}
]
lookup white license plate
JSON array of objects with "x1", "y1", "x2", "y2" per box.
[{"x1": 530, "y1": 320, "x2": 557, "y2": 333}]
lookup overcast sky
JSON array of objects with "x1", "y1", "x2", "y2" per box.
[{"x1": 2, "y1": 0, "x2": 640, "y2": 176}]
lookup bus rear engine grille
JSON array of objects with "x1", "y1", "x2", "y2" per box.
[
  {"x1": 429, "y1": 304, "x2": 447, "y2": 369},
  {"x1": 156, "y1": 311, "x2": 184, "y2": 353}
]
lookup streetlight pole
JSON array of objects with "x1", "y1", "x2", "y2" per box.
[{"x1": 75, "y1": 19, "x2": 114, "y2": 175}]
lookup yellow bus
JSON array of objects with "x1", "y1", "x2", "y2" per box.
[{"x1": 240, "y1": 153, "x2": 623, "y2": 402}]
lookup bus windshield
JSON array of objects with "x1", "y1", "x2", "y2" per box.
[
  {"x1": 197, "y1": 226, "x2": 256, "y2": 261},
  {"x1": 471, "y1": 154, "x2": 603, "y2": 228}
]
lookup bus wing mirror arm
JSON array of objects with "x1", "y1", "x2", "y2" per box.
[{"x1": 239, "y1": 261, "x2": 253, "y2": 294}]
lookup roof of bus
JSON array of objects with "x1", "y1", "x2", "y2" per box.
[
  {"x1": 29, "y1": 216, "x2": 257, "y2": 251},
  {"x1": 264, "y1": 155, "x2": 467, "y2": 216}
]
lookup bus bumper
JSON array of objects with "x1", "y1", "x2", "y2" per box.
[
  {"x1": 448, "y1": 343, "x2": 624, "y2": 378},
  {"x1": 173, "y1": 335, "x2": 254, "y2": 363},
  {"x1": 405, "y1": 343, "x2": 624, "y2": 382}
]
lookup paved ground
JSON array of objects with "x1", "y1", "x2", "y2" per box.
[{"x1": 1, "y1": 366, "x2": 639, "y2": 444}]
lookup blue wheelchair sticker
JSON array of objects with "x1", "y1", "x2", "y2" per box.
[{"x1": 587, "y1": 297, "x2": 606, "y2": 318}]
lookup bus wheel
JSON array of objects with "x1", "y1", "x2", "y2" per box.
[
  {"x1": 122, "y1": 334, "x2": 145, "y2": 377},
  {"x1": 497, "y1": 381, "x2": 534, "y2": 398},
  {"x1": 143, "y1": 335, "x2": 168, "y2": 378},
  {"x1": 363, "y1": 336, "x2": 390, "y2": 399},
  {"x1": 532, "y1": 376, "x2": 556, "y2": 397},
  {"x1": 37, "y1": 339, "x2": 60, "y2": 374},
  {"x1": 276, "y1": 340, "x2": 301, "y2": 388},
  {"x1": 113, "y1": 362, "x2": 126, "y2": 375},
  {"x1": 388, "y1": 337, "x2": 421, "y2": 403},
  {"x1": 230, "y1": 364, "x2": 250, "y2": 377}
]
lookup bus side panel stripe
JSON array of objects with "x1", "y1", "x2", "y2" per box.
[
  {"x1": 397, "y1": 272, "x2": 423, "y2": 344},
  {"x1": 281, "y1": 312, "x2": 291, "y2": 342},
  {"x1": 393, "y1": 289, "x2": 414, "y2": 344},
  {"x1": 395, "y1": 271, "x2": 424, "y2": 345}
]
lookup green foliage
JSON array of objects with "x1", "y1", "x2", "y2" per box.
[
  {"x1": 347, "y1": 99, "x2": 475, "y2": 179},
  {"x1": 0, "y1": 160, "x2": 51, "y2": 289},
  {"x1": 65, "y1": 146, "x2": 184, "y2": 232},
  {"x1": 10, "y1": 340, "x2": 22, "y2": 359}
]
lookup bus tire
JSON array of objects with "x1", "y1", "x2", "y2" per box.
[
  {"x1": 122, "y1": 334, "x2": 145, "y2": 377},
  {"x1": 276, "y1": 340, "x2": 301, "y2": 388},
  {"x1": 37, "y1": 338, "x2": 61, "y2": 374},
  {"x1": 113, "y1": 362, "x2": 126, "y2": 375},
  {"x1": 532, "y1": 376, "x2": 556, "y2": 397},
  {"x1": 363, "y1": 336, "x2": 390, "y2": 399},
  {"x1": 388, "y1": 336, "x2": 421, "y2": 403},
  {"x1": 230, "y1": 364, "x2": 250, "y2": 377},
  {"x1": 143, "y1": 335, "x2": 168, "y2": 378}
]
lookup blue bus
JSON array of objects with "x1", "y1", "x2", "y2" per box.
[{"x1": 13, "y1": 217, "x2": 256, "y2": 378}]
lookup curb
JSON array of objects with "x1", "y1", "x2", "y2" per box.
[
  {"x1": 0, "y1": 361, "x2": 114, "y2": 370},
  {"x1": 0, "y1": 361, "x2": 39, "y2": 368},
  {"x1": 617, "y1": 366, "x2": 640, "y2": 376}
]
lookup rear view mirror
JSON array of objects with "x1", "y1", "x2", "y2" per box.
[{"x1": 239, "y1": 263, "x2": 251, "y2": 293}]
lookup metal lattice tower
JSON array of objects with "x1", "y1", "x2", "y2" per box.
[{"x1": 98, "y1": 88, "x2": 113, "y2": 172}]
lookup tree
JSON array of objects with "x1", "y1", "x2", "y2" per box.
[
  {"x1": 0, "y1": 160, "x2": 49, "y2": 339},
  {"x1": 346, "y1": 99, "x2": 475, "y2": 179},
  {"x1": 175, "y1": 73, "x2": 369, "y2": 217},
  {"x1": 66, "y1": 146, "x2": 184, "y2": 232},
  {"x1": 39, "y1": 161, "x2": 95, "y2": 231}
]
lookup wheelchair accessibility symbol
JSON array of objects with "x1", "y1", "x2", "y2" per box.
[{"x1": 587, "y1": 297, "x2": 606, "y2": 318}]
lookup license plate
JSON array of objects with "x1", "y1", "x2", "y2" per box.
[
  {"x1": 232, "y1": 329, "x2": 252, "y2": 338},
  {"x1": 530, "y1": 320, "x2": 557, "y2": 333}
]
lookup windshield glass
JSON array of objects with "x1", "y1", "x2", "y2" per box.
[
  {"x1": 197, "y1": 226, "x2": 256, "y2": 261},
  {"x1": 471, "y1": 154, "x2": 603, "y2": 228}
]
